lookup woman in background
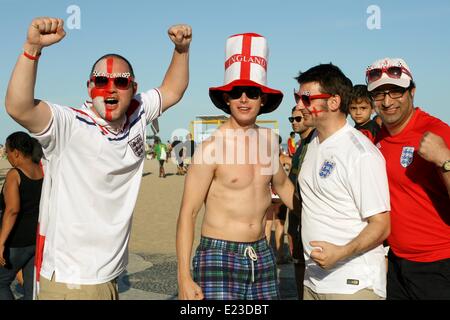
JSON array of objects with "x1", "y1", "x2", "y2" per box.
[{"x1": 0, "y1": 132, "x2": 43, "y2": 300}]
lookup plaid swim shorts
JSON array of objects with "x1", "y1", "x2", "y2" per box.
[{"x1": 193, "y1": 236, "x2": 280, "y2": 300}]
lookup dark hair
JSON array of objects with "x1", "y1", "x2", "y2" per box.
[
  {"x1": 295, "y1": 63, "x2": 353, "y2": 115},
  {"x1": 5, "y1": 132, "x2": 42, "y2": 163},
  {"x1": 90, "y1": 53, "x2": 135, "y2": 78},
  {"x1": 290, "y1": 131, "x2": 295, "y2": 137},
  {"x1": 291, "y1": 106, "x2": 297, "y2": 112},
  {"x1": 31, "y1": 138, "x2": 43, "y2": 164},
  {"x1": 350, "y1": 84, "x2": 372, "y2": 105}
]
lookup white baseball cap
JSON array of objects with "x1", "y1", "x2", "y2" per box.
[{"x1": 366, "y1": 58, "x2": 413, "y2": 91}]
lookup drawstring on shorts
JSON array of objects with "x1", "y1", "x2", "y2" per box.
[{"x1": 244, "y1": 246, "x2": 258, "y2": 282}]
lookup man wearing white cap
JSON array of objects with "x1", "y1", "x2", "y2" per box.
[
  {"x1": 176, "y1": 33, "x2": 295, "y2": 300},
  {"x1": 366, "y1": 57, "x2": 450, "y2": 299},
  {"x1": 296, "y1": 63, "x2": 391, "y2": 300}
]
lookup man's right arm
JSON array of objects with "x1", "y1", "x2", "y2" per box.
[
  {"x1": 176, "y1": 142, "x2": 216, "y2": 300},
  {"x1": 5, "y1": 17, "x2": 65, "y2": 133}
]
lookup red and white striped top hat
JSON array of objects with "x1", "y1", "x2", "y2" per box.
[{"x1": 209, "y1": 33, "x2": 283, "y2": 114}]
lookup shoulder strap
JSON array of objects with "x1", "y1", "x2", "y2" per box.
[{"x1": 13, "y1": 167, "x2": 27, "y2": 184}]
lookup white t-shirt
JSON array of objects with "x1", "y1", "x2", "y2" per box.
[
  {"x1": 32, "y1": 89, "x2": 162, "y2": 285},
  {"x1": 299, "y1": 123, "x2": 390, "y2": 297}
]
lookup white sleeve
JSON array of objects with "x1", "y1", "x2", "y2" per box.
[
  {"x1": 135, "y1": 88, "x2": 162, "y2": 124},
  {"x1": 29, "y1": 101, "x2": 75, "y2": 158},
  {"x1": 349, "y1": 151, "x2": 391, "y2": 219}
]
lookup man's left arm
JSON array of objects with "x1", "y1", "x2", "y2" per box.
[
  {"x1": 158, "y1": 24, "x2": 192, "y2": 112},
  {"x1": 418, "y1": 131, "x2": 450, "y2": 197}
]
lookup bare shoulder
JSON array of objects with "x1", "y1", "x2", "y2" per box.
[
  {"x1": 4, "y1": 168, "x2": 20, "y2": 187},
  {"x1": 256, "y1": 127, "x2": 276, "y2": 141},
  {"x1": 5, "y1": 168, "x2": 20, "y2": 180},
  {"x1": 256, "y1": 126, "x2": 273, "y2": 135},
  {"x1": 191, "y1": 137, "x2": 217, "y2": 167}
]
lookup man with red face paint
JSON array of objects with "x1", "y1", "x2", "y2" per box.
[
  {"x1": 294, "y1": 63, "x2": 391, "y2": 300},
  {"x1": 5, "y1": 17, "x2": 192, "y2": 300}
]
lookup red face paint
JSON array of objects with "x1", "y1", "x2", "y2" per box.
[
  {"x1": 90, "y1": 58, "x2": 115, "y2": 121},
  {"x1": 106, "y1": 57, "x2": 113, "y2": 73},
  {"x1": 310, "y1": 107, "x2": 327, "y2": 115},
  {"x1": 104, "y1": 58, "x2": 114, "y2": 121}
]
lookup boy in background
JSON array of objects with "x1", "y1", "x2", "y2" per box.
[{"x1": 349, "y1": 84, "x2": 380, "y2": 143}]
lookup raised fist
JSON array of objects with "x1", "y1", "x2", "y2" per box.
[
  {"x1": 418, "y1": 131, "x2": 450, "y2": 166},
  {"x1": 168, "y1": 24, "x2": 192, "y2": 53},
  {"x1": 26, "y1": 17, "x2": 66, "y2": 49}
]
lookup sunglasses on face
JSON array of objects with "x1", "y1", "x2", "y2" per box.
[
  {"x1": 370, "y1": 87, "x2": 408, "y2": 101},
  {"x1": 294, "y1": 89, "x2": 332, "y2": 107},
  {"x1": 228, "y1": 86, "x2": 262, "y2": 100},
  {"x1": 288, "y1": 116, "x2": 303, "y2": 123},
  {"x1": 90, "y1": 76, "x2": 134, "y2": 90},
  {"x1": 365, "y1": 66, "x2": 412, "y2": 83}
]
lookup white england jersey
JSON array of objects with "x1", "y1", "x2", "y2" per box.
[
  {"x1": 32, "y1": 89, "x2": 162, "y2": 285},
  {"x1": 299, "y1": 123, "x2": 390, "y2": 297}
]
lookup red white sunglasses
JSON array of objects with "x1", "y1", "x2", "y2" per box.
[
  {"x1": 366, "y1": 66, "x2": 412, "y2": 84},
  {"x1": 90, "y1": 76, "x2": 134, "y2": 90},
  {"x1": 294, "y1": 89, "x2": 332, "y2": 107}
]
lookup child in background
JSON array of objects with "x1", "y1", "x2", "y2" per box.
[{"x1": 349, "y1": 84, "x2": 381, "y2": 143}]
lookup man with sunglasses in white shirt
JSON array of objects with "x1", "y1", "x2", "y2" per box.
[
  {"x1": 176, "y1": 33, "x2": 295, "y2": 300},
  {"x1": 366, "y1": 57, "x2": 450, "y2": 299},
  {"x1": 295, "y1": 63, "x2": 391, "y2": 300},
  {"x1": 5, "y1": 17, "x2": 192, "y2": 299}
]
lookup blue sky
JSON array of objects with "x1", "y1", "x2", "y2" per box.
[{"x1": 1, "y1": 0, "x2": 449, "y2": 144}]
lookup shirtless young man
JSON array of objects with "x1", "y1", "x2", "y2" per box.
[{"x1": 176, "y1": 33, "x2": 294, "y2": 300}]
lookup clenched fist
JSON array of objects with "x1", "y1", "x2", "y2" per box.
[
  {"x1": 26, "y1": 17, "x2": 66, "y2": 50},
  {"x1": 418, "y1": 131, "x2": 450, "y2": 166},
  {"x1": 168, "y1": 24, "x2": 192, "y2": 53}
]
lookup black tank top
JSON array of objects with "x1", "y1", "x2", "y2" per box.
[{"x1": 5, "y1": 168, "x2": 43, "y2": 247}]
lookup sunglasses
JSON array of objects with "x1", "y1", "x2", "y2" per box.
[
  {"x1": 288, "y1": 116, "x2": 303, "y2": 123},
  {"x1": 90, "y1": 76, "x2": 134, "y2": 90},
  {"x1": 370, "y1": 87, "x2": 408, "y2": 101},
  {"x1": 294, "y1": 89, "x2": 332, "y2": 107},
  {"x1": 228, "y1": 86, "x2": 262, "y2": 100},
  {"x1": 366, "y1": 66, "x2": 412, "y2": 83}
]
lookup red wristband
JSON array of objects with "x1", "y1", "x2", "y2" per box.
[{"x1": 23, "y1": 50, "x2": 41, "y2": 61}]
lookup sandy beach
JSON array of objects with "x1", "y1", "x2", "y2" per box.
[{"x1": 129, "y1": 159, "x2": 205, "y2": 256}]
